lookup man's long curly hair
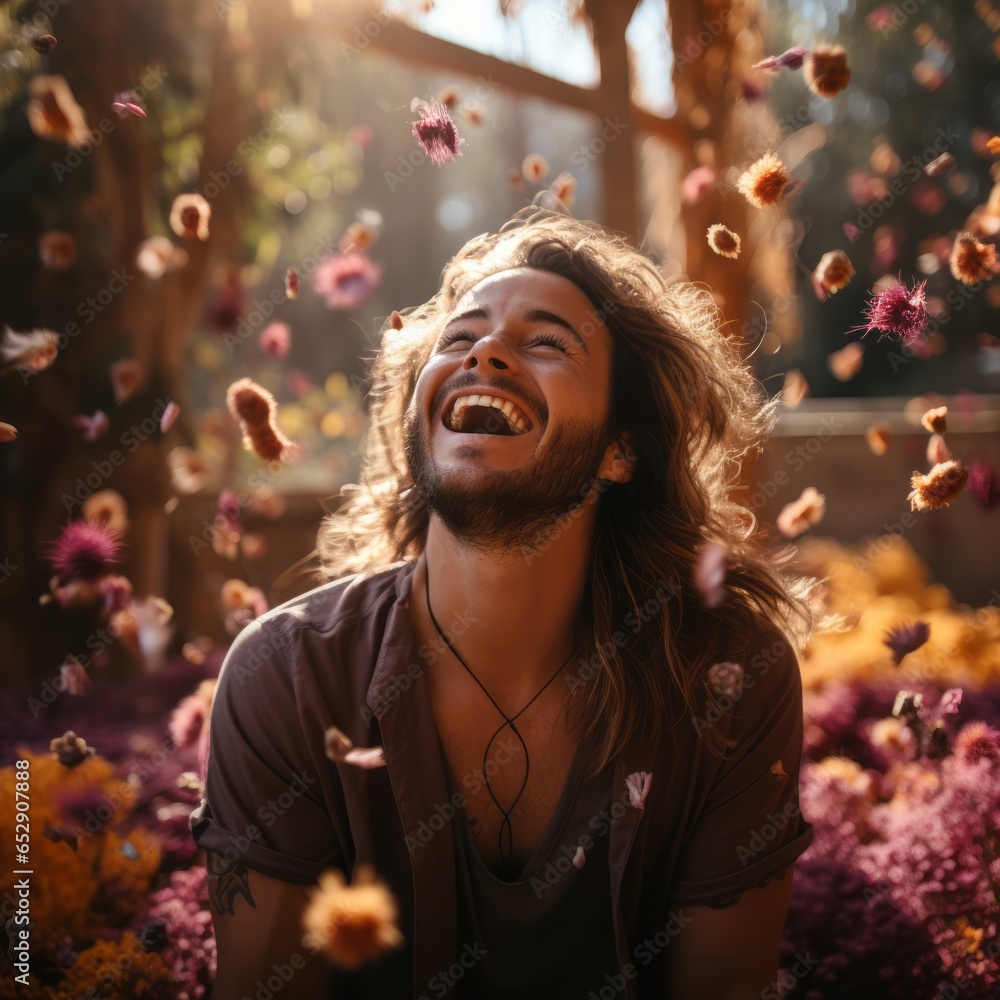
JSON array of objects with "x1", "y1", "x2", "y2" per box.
[{"x1": 316, "y1": 206, "x2": 817, "y2": 778}]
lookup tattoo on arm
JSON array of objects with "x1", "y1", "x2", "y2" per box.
[{"x1": 208, "y1": 852, "x2": 256, "y2": 916}]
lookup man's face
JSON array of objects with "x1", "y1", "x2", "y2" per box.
[{"x1": 402, "y1": 267, "x2": 622, "y2": 554}]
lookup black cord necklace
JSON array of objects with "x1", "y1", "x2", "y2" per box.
[{"x1": 423, "y1": 557, "x2": 578, "y2": 872}]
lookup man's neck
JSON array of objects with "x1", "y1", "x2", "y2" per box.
[{"x1": 414, "y1": 514, "x2": 597, "y2": 707}]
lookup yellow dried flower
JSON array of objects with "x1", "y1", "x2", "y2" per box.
[
  {"x1": 949, "y1": 232, "x2": 999, "y2": 285},
  {"x1": 865, "y1": 424, "x2": 891, "y2": 456},
  {"x1": 737, "y1": 151, "x2": 789, "y2": 208},
  {"x1": 706, "y1": 224, "x2": 741, "y2": 259},
  {"x1": 908, "y1": 459, "x2": 968, "y2": 511}
]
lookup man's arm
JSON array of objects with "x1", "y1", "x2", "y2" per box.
[
  {"x1": 207, "y1": 851, "x2": 340, "y2": 999},
  {"x1": 663, "y1": 868, "x2": 796, "y2": 1000}
]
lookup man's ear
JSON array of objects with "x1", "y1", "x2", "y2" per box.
[{"x1": 597, "y1": 431, "x2": 637, "y2": 484}]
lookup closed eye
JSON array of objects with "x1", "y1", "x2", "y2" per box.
[{"x1": 436, "y1": 329, "x2": 570, "y2": 352}]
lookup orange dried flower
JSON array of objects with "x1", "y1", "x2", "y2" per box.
[
  {"x1": 908, "y1": 459, "x2": 968, "y2": 511},
  {"x1": 706, "y1": 224, "x2": 741, "y2": 259},
  {"x1": 110, "y1": 358, "x2": 142, "y2": 404},
  {"x1": 804, "y1": 44, "x2": 851, "y2": 98},
  {"x1": 39, "y1": 231, "x2": 76, "y2": 270},
  {"x1": 82, "y1": 489, "x2": 129, "y2": 535},
  {"x1": 920, "y1": 405, "x2": 948, "y2": 434},
  {"x1": 135, "y1": 236, "x2": 187, "y2": 279},
  {"x1": 169, "y1": 193, "x2": 212, "y2": 241},
  {"x1": 226, "y1": 377, "x2": 299, "y2": 463},
  {"x1": 284, "y1": 267, "x2": 299, "y2": 299},
  {"x1": 949, "y1": 232, "x2": 999, "y2": 285},
  {"x1": 27, "y1": 75, "x2": 90, "y2": 147},
  {"x1": 0, "y1": 422, "x2": 17, "y2": 442},
  {"x1": 927, "y1": 434, "x2": 951, "y2": 465},
  {"x1": 865, "y1": 424, "x2": 891, "y2": 456},
  {"x1": 924, "y1": 152, "x2": 956, "y2": 177},
  {"x1": 522, "y1": 153, "x2": 549, "y2": 184},
  {"x1": 548, "y1": 171, "x2": 577, "y2": 209},
  {"x1": 737, "y1": 151, "x2": 788, "y2": 208},
  {"x1": 776, "y1": 486, "x2": 826, "y2": 538},
  {"x1": 436, "y1": 85, "x2": 461, "y2": 109},
  {"x1": 826, "y1": 341, "x2": 865, "y2": 381},
  {"x1": 339, "y1": 222, "x2": 378, "y2": 252},
  {"x1": 813, "y1": 250, "x2": 855, "y2": 295},
  {"x1": 303, "y1": 866, "x2": 404, "y2": 969},
  {"x1": 782, "y1": 369, "x2": 809, "y2": 408},
  {"x1": 987, "y1": 137, "x2": 1000, "y2": 155}
]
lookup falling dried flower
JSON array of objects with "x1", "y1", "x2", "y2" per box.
[
  {"x1": 782, "y1": 369, "x2": 809, "y2": 407},
  {"x1": 988, "y1": 136, "x2": 1000, "y2": 155},
  {"x1": 112, "y1": 90, "x2": 146, "y2": 118},
  {"x1": 572, "y1": 846, "x2": 586, "y2": 868},
  {"x1": 804, "y1": 44, "x2": 851, "y2": 98},
  {"x1": 50, "y1": 731, "x2": 94, "y2": 769},
  {"x1": 436, "y1": 85, "x2": 461, "y2": 109},
  {"x1": 949, "y1": 232, "x2": 999, "y2": 285},
  {"x1": 461, "y1": 100, "x2": 486, "y2": 126},
  {"x1": 260, "y1": 322, "x2": 291, "y2": 358},
  {"x1": 548, "y1": 171, "x2": 577, "y2": 209},
  {"x1": 169, "y1": 193, "x2": 212, "y2": 241},
  {"x1": 97, "y1": 574, "x2": 132, "y2": 617},
  {"x1": 135, "y1": 236, "x2": 188, "y2": 279},
  {"x1": 160, "y1": 401, "x2": 180, "y2": 433},
  {"x1": 71, "y1": 410, "x2": 109, "y2": 441},
  {"x1": 682, "y1": 166, "x2": 716, "y2": 205},
  {"x1": 47, "y1": 520, "x2": 124, "y2": 583},
  {"x1": 167, "y1": 447, "x2": 212, "y2": 494},
  {"x1": 706, "y1": 224, "x2": 741, "y2": 259},
  {"x1": 339, "y1": 223, "x2": 377, "y2": 255},
  {"x1": 908, "y1": 459, "x2": 968, "y2": 511},
  {"x1": 776, "y1": 486, "x2": 826, "y2": 538},
  {"x1": 522, "y1": 153, "x2": 549, "y2": 183},
  {"x1": 770, "y1": 760, "x2": 788, "y2": 778},
  {"x1": 411, "y1": 100, "x2": 463, "y2": 165},
  {"x1": 954, "y1": 721, "x2": 1000, "y2": 764},
  {"x1": 813, "y1": 250, "x2": 855, "y2": 297},
  {"x1": 110, "y1": 358, "x2": 142, "y2": 404},
  {"x1": 168, "y1": 680, "x2": 216, "y2": 750},
  {"x1": 920, "y1": 405, "x2": 948, "y2": 434},
  {"x1": 313, "y1": 250, "x2": 382, "y2": 311},
  {"x1": 625, "y1": 771, "x2": 653, "y2": 811},
  {"x1": 303, "y1": 866, "x2": 404, "y2": 969},
  {"x1": 1, "y1": 327, "x2": 59, "y2": 375},
  {"x1": 883, "y1": 620, "x2": 930, "y2": 666},
  {"x1": 737, "y1": 151, "x2": 789, "y2": 208},
  {"x1": 826, "y1": 342, "x2": 865, "y2": 381},
  {"x1": 968, "y1": 460, "x2": 999, "y2": 509},
  {"x1": 226, "y1": 377, "x2": 299, "y2": 463},
  {"x1": 693, "y1": 541, "x2": 727, "y2": 608},
  {"x1": 855, "y1": 280, "x2": 928, "y2": 345},
  {"x1": 31, "y1": 33, "x2": 58, "y2": 54},
  {"x1": 707, "y1": 661, "x2": 744, "y2": 700},
  {"x1": 924, "y1": 152, "x2": 956, "y2": 177},
  {"x1": 753, "y1": 46, "x2": 808, "y2": 72},
  {"x1": 59, "y1": 655, "x2": 91, "y2": 696},
  {"x1": 39, "y1": 231, "x2": 76, "y2": 270},
  {"x1": 27, "y1": 75, "x2": 90, "y2": 147},
  {"x1": 129, "y1": 595, "x2": 175, "y2": 673},
  {"x1": 284, "y1": 267, "x2": 299, "y2": 299},
  {"x1": 0, "y1": 422, "x2": 17, "y2": 442},
  {"x1": 324, "y1": 726, "x2": 387, "y2": 769},
  {"x1": 865, "y1": 424, "x2": 891, "y2": 455},
  {"x1": 82, "y1": 490, "x2": 129, "y2": 535},
  {"x1": 926, "y1": 434, "x2": 950, "y2": 465}
]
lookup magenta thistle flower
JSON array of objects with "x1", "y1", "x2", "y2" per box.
[
  {"x1": 854, "y1": 280, "x2": 929, "y2": 346},
  {"x1": 312, "y1": 249, "x2": 382, "y2": 311},
  {"x1": 883, "y1": 620, "x2": 930, "y2": 666},
  {"x1": 411, "y1": 100, "x2": 463, "y2": 165},
  {"x1": 47, "y1": 520, "x2": 124, "y2": 582},
  {"x1": 968, "y1": 460, "x2": 999, "y2": 510},
  {"x1": 753, "y1": 46, "x2": 808, "y2": 72}
]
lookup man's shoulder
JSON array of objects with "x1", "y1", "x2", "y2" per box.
[{"x1": 252, "y1": 560, "x2": 412, "y2": 641}]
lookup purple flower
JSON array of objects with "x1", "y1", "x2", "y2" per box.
[
  {"x1": 883, "y1": 620, "x2": 930, "y2": 667},
  {"x1": 312, "y1": 250, "x2": 382, "y2": 311},
  {"x1": 47, "y1": 520, "x2": 124, "y2": 582},
  {"x1": 854, "y1": 280, "x2": 929, "y2": 346},
  {"x1": 968, "y1": 460, "x2": 999, "y2": 510},
  {"x1": 411, "y1": 100, "x2": 463, "y2": 165},
  {"x1": 753, "y1": 46, "x2": 808, "y2": 72}
]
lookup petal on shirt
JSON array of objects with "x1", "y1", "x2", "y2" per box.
[
  {"x1": 343, "y1": 746, "x2": 387, "y2": 769},
  {"x1": 626, "y1": 770, "x2": 653, "y2": 811},
  {"x1": 572, "y1": 845, "x2": 586, "y2": 868},
  {"x1": 325, "y1": 725, "x2": 387, "y2": 769}
]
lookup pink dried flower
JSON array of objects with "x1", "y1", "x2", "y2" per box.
[
  {"x1": 883, "y1": 620, "x2": 930, "y2": 666},
  {"x1": 855, "y1": 279, "x2": 928, "y2": 346},
  {"x1": 782, "y1": 369, "x2": 809, "y2": 407},
  {"x1": 169, "y1": 680, "x2": 216, "y2": 750},
  {"x1": 203, "y1": 267, "x2": 244, "y2": 334},
  {"x1": 160, "y1": 401, "x2": 180, "y2": 433},
  {"x1": 81, "y1": 489, "x2": 129, "y2": 535},
  {"x1": 866, "y1": 6, "x2": 896, "y2": 30},
  {"x1": 1, "y1": 326, "x2": 59, "y2": 375},
  {"x1": 521, "y1": 153, "x2": 549, "y2": 183},
  {"x1": 924, "y1": 152, "x2": 956, "y2": 177},
  {"x1": 967, "y1": 460, "x2": 999, "y2": 509},
  {"x1": 111, "y1": 90, "x2": 146, "y2": 118},
  {"x1": 572, "y1": 845, "x2": 586, "y2": 868},
  {"x1": 39, "y1": 231, "x2": 76, "y2": 270},
  {"x1": 260, "y1": 322, "x2": 291, "y2": 358},
  {"x1": 47, "y1": 520, "x2": 124, "y2": 583},
  {"x1": 110, "y1": 358, "x2": 142, "y2": 404},
  {"x1": 169, "y1": 193, "x2": 212, "y2": 241},
  {"x1": 135, "y1": 236, "x2": 188, "y2": 279},
  {"x1": 312, "y1": 250, "x2": 382, "y2": 311},
  {"x1": 953, "y1": 721, "x2": 1000, "y2": 764},
  {"x1": 682, "y1": 166, "x2": 716, "y2": 205},
  {"x1": 625, "y1": 770, "x2": 653, "y2": 811},
  {"x1": 908, "y1": 460, "x2": 968, "y2": 511},
  {"x1": 324, "y1": 726, "x2": 386, "y2": 769},
  {"x1": 753, "y1": 46, "x2": 808, "y2": 72},
  {"x1": 411, "y1": 100, "x2": 463, "y2": 165},
  {"x1": 59, "y1": 655, "x2": 91, "y2": 696},
  {"x1": 706, "y1": 224, "x2": 741, "y2": 259},
  {"x1": 31, "y1": 33, "x2": 57, "y2": 54},
  {"x1": 776, "y1": 486, "x2": 826, "y2": 538},
  {"x1": 693, "y1": 542, "x2": 727, "y2": 608},
  {"x1": 926, "y1": 434, "x2": 951, "y2": 465},
  {"x1": 96, "y1": 574, "x2": 132, "y2": 617},
  {"x1": 707, "y1": 661, "x2": 744, "y2": 700},
  {"x1": 226, "y1": 377, "x2": 300, "y2": 463}
]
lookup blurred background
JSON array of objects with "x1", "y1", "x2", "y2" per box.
[{"x1": 2, "y1": 2, "x2": 1000, "y2": 997}]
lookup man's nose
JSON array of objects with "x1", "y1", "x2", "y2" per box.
[{"x1": 462, "y1": 334, "x2": 512, "y2": 371}]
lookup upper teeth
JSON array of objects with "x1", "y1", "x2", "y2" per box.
[{"x1": 448, "y1": 395, "x2": 530, "y2": 434}]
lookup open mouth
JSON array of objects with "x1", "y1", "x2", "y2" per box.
[{"x1": 443, "y1": 394, "x2": 534, "y2": 436}]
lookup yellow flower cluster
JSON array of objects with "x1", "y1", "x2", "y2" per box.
[
  {"x1": 48, "y1": 932, "x2": 171, "y2": 1000},
  {"x1": 795, "y1": 535, "x2": 1000, "y2": 691},
  {"x1": 0, "y1": 749, "x2": 162, "y2": 986}
]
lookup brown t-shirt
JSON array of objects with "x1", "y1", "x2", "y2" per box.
[{"x1": 189, "y1": 558, "x2": 813, "y2": 999}]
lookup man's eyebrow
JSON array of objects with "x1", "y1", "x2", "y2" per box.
[{"x1": 444, "y1": 306, "x2": 589, "y2": 352}]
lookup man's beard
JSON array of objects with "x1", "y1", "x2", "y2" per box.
[{"x1": 402, "y1": 403, "x2": 612, "y2": 557}]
